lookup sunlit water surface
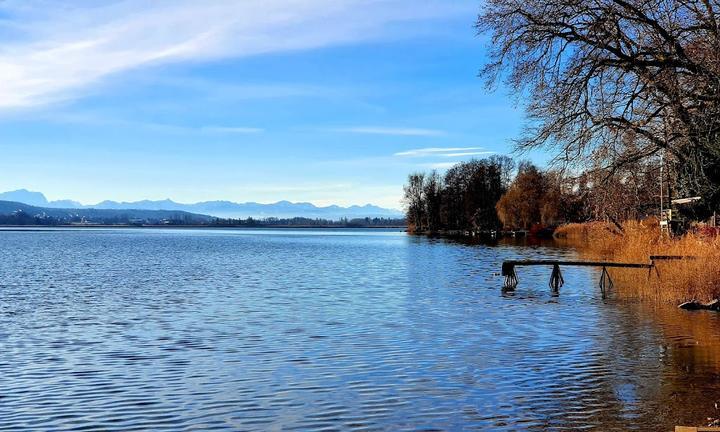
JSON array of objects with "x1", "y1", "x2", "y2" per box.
[{"x1": 1, "y1": 228, "x2": 720, "y2": 431}]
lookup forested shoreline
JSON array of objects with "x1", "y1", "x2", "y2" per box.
[
  {"x1": 402, "y1": 156, "x2": 512, "y2": 234},
  {"x1": 403, "y1": 156, "x2": 671, "y2": 235},
  {"x1": 0, "y1": 210, "x2": 404, "y2": 228},
  {"x1": 211, "y1": 216, "x2": 405, "y2": 228}
]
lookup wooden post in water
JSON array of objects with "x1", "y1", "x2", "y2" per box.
[
  {"x1": 502, "y1": 262, "x2": 518, "y2": 290},
  {"x1": 598, "y1": 266, "x2": 614, "y2": 299},
  {"x1": 501, "y1": 260, "x2": 652, "y2": 298},
  {"x1": 549, "y1": 264, "x2": 563, "y2": 295}
]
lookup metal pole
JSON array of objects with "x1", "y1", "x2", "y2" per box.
[{"x1": 660, "y1": 151, "x2": 663, "y2": 216}]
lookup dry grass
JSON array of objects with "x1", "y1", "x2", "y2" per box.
[{"x1": 556, "y1": 220, "x2": 720, "y2": 303}]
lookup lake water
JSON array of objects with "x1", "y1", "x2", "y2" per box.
[{"x1": 1, "y1": 228, "x2": 720, "y2": 431}]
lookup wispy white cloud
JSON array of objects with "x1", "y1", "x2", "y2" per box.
[
  {"x1": 442, "y1": 151, "x2": 495, "y2": 157},
  {"x1": 32, "y1": 111, "x2": 265, "y2": 134},
  {"x1": 0, "y1": 0, "x2": 469, "y2": 110},
  {"x1": 201, "y1": 182, "x2": 402, "y2": 209},
  {"x1": 201, "y1": 126, "x2": 264, "y2": 134},
  {"x1": 31, "y1": 111, "x2": 254, "y2": 133},
  {"x1": 328, "y1": 126, "x2": 446, "y2": 136},
  {"x1": 238, "y1": 183, "x2": 353, "y2": 194},
  {"x1": 152, "y1": 77, "x2": 339, "y2": 101},
  {"x1": 421, "y1": 162, "x2": 459, "y2": 170},
  {"x1": 394, "y1": 146, "x2": 493, "y2": 157}
]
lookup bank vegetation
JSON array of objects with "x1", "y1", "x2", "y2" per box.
[{"x1": 556, "y1": 221, "x2": 720, "y2": 303}]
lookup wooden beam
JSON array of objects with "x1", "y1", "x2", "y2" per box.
[
  {"x1": 650, "y1": 255, "x2": 697, "y2": 260},
  {"x1": 671, "y1": 196, "x2": 701, "y2": 205},
  {"x1": 503, "y1": 259, "x2": 653, "y2": 269},
  {"x1": 675, "y1": 427, "x2": 720, "y2": 431}
]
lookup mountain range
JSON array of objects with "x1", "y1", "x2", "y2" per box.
[
  {"x1": 0, "y1": 199, "x2": 214, "y2": 224},
  {"x1": 0, "y1": 189, "x2": 403, "y2": 220}
]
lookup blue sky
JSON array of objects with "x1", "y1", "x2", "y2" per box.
[{"x1": 0, "y1": 0, "x2": 531, "y2": 209}]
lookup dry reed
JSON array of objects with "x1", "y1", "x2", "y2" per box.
[{"x1": 555, "y1": 220, "x2": 720, "y2": 303}]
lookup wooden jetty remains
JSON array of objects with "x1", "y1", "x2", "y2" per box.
[
  {"x1": 501, "y1": 259, "x2": 654, "y2": 298},
  {"x1": 650, "y1": 254, "x2": 697, "y2": 262},
  {"x1": 675, "y1": 427, "x2": 720, "y2": 432}
]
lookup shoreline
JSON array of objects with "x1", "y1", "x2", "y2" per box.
[
  {"x1": 408, "y1": 228, "x2": 555, "y2": 239},
  {"x1": 0, "y1": 224, "x2": 408, "y2": 230}
]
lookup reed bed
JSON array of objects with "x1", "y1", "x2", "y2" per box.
[{"x1": 555, "y1": 220, "x2": 720, "y2": 303}]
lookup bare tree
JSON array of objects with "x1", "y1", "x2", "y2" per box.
[
  {"x1": 403, "y1": 157, "x2": 515, "y2": 233},
  {"x1": 477, "y1": 0, "x2": 720, "y2": 212},
  {"x1": 403, "y1": 173, "x2": 426, "y2": 232},
  {"x1": 423, "y1": 170, "x2": 443, "y2": 232}
]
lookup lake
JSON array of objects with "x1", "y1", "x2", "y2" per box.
[{"x1": 1, "y1": 228, "x2": 719, "y2": 430}]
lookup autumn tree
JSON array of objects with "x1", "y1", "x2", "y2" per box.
[
  {"x1": 496, "y1": 162, "x2": 546, "y2": 229},
  {"x1": 496, "y1": 162, "x2": 589, "y2": 229}
]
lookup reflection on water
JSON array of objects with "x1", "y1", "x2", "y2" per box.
[{"x1": 0, "y1": 228, "x2": 719, "y2": 430}]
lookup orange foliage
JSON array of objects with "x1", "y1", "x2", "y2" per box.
[{"x1": 496, "y1": 163, "x2": 563, "y2": 229}]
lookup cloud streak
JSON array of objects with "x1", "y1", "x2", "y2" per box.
[
  {"x1": 36, "y1": 112, "x2": 265, "y2": 134},
  {"x1": 0, "y1": 0, "x2": 468, "y2": 110},
  {"x1": 201, "y1": 126, "x2": 264, "y2": 134},
  {"x1": 328, "y1": 126, "x2": 446, "y2": 136},
  {"x1": 421, "y1": 162, "x2": 460, "y2": 170},
  {"x1": 394, "y1": 147, "x2": 494, "y2": 157}
]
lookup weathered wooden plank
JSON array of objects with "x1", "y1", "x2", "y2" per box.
[
  {"x1": 675, "y1": 427, "x2": 720, "y2": 432},
  {"x1": 503, "y1": 259, "x2": 653, "y2": 269},
  {"x1": 651, "y1": 255, "x2": 697, "y2": 260}
]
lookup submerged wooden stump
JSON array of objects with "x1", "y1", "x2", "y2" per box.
[
  {"x1": 549, "y1": 264, "x2": 563, "y2": 295},
  {"x1": 501, "y1": 262, "x2": 518, "y2": 290}
]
